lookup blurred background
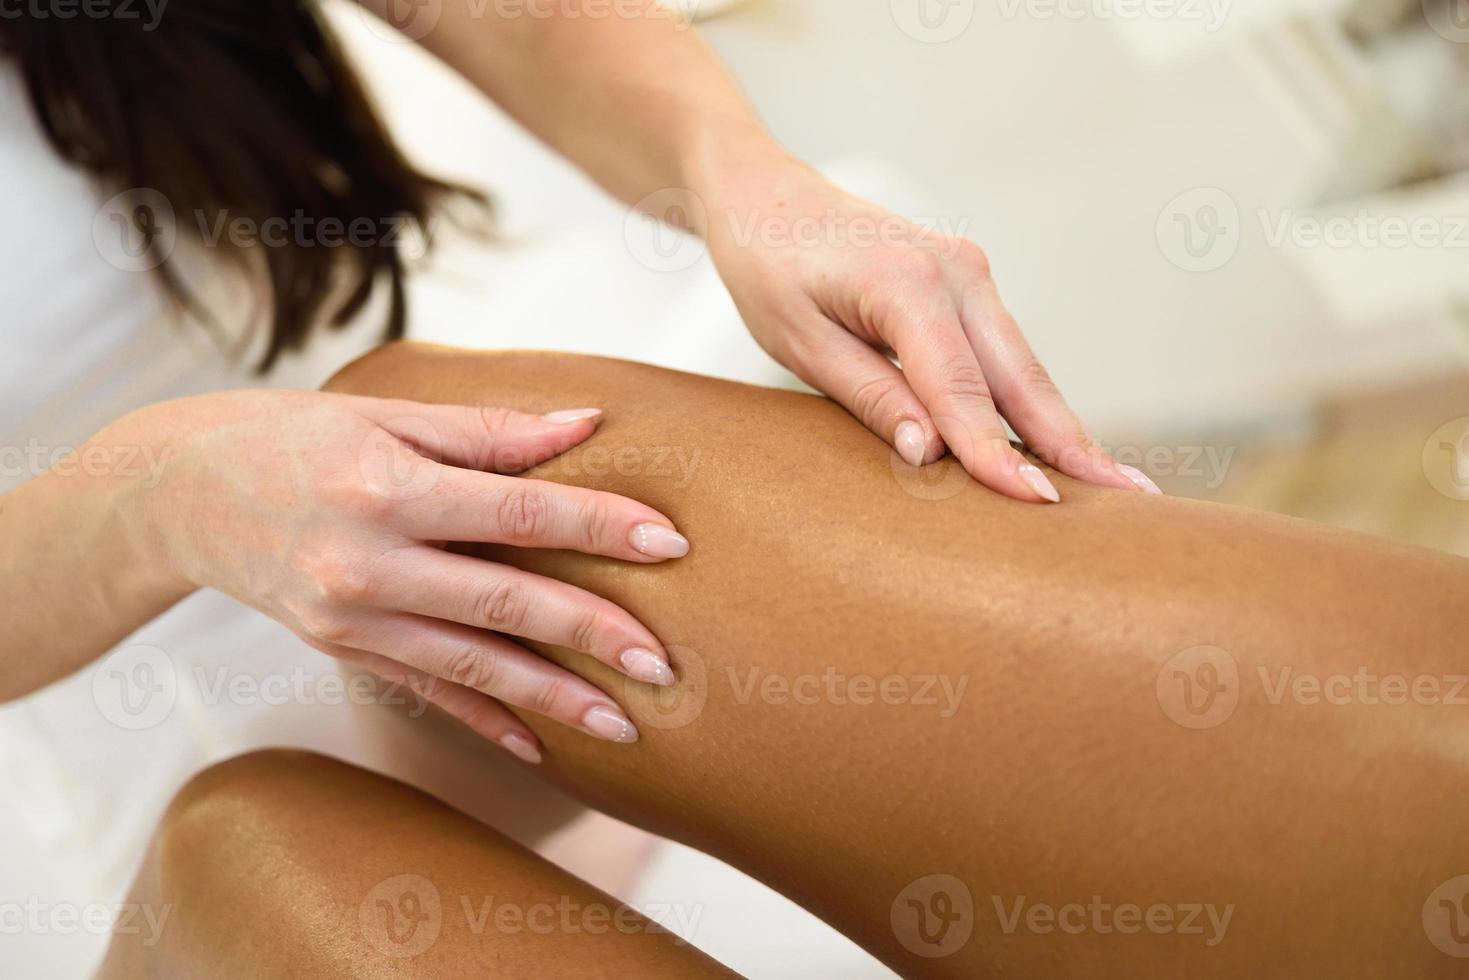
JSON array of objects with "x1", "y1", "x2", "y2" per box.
[{"x1": 323, "y1": 1, "x2": 1469, "y2": 974}]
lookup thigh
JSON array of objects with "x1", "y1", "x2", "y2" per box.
[{"x1": 327, "y1": 343, "x2": 1469, "y2": 980}]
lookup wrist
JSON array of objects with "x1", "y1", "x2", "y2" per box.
[
  {"x1": 100, "y1": 404, "x2": 200, "y2": 603},
  {"x1": 679, "y1": 119, "x2": 805, "y2": 239}
]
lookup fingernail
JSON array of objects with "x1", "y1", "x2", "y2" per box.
[
  {"x1": 542, "y1": 408, "x2": 603, "y2": 424},
  {"x1": 583, "y1": 705, "x2": 639, "y2": 744},
  {"x1": 1019, "y1": 464, "x2": 1061, "y2": 504},
  {"x1": 630, "y1": 523, "x2": 690, "y2": 559},
  {"x1": 895, "y1": 420, "x2": 927, "y2": 468},
  {"x1": 499, "y1": 733, "x2": 542, "y2": 764},
  {"x1": 1117, "y1": 464, "x2": 1164, "y2": 495},
  {"x1": 620, "y1": 647, "x2": 675, "y2": 687}
]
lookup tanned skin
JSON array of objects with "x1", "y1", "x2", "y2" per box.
[{"x1": 106, "y1": 344, "x2": 1469, "y2": 978}]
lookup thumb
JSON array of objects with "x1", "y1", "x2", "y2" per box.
[{"x1": 359, "y1": 397, "x2": 605, "y2": 475}]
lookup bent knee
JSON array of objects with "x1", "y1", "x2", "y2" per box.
[{"x1": 156, "y1": 749, "x2": 364, "y2": 867}]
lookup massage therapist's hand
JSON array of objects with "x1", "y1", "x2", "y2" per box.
[
  {"x1": 698, "y1": 144, "x2": 1161, "y2": 503},
  {"x1": 132, "y1": 390, "x2": 685, "y2": 761}
]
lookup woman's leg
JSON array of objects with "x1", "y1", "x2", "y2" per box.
[
  {"x1": 326, "y1": 343, "x2": 1469, "y2": 979},
  {"x1": 97, "y1": 749, "x2": 736, "y2": 979}
]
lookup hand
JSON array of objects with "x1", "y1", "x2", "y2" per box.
[
  {"x1": 133, "y1": 390, "x2": 690, "y2": 763},
  {"x1": 700, "y1": 146, "x2": 1161, "y2": 503}
]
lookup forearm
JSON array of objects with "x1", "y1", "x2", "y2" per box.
[
  {"x1": 365, "y1": 0, "x2": 780, "y2": 213},
  {"x1": 0, "y1": 411, "x2": 191, "y2": 700}
]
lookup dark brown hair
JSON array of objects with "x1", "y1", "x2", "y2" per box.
[{"x1": 0, "y1": 0, "x2": 482, "y2": 370}]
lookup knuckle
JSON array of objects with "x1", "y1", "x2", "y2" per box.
[
  {"x1": 475, "y1": 579, "x2": 529, "y2": 633},
  {"x1": 1015, "y1": 356, "x2": 1060, "y2": 397},
  {"x1": 495, "y1": 485, "x2": 550, "y2": 543},
  {"x1": 892, "y1": 249, "x2": 945, "y2": 289},
  {"x1": 849, "y1": 375, "x2": 907, "y2": 428},
  {"x1": 446, "y1": 643, "x2": 501, "y2": 693},
  {"x1": 300, "y1": 547, "x2": 374, "y2": 606},
  {"x1": 294, "y1": 605, "x2": 354, "y2": 646},
  {"x1": 938, "y1": 355, "x2": 996, "y2": 408},
  {"x1": 576, "y1": 494, "x2": 613, "y2": 553},
  {"x1": 476, "y1": 404, "x2": 516, "y2": 434},
  {"x1": 532, "y1": 677, "x2": 567, "y2": 717},
  {"x1": 571, "y1": 607, "x2": 604, "y2": 654},
  {"x1": 958, "y1": 240, "x2": 991, "y2": 277}
]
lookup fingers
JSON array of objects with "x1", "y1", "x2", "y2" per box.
[
  {"x1": 785, "y1": 314, "x2": 946, "y2": 467},
  {"x1": 353, "y1": 396, "x2": 607, "y2": 475},
  {"x1": 395, "y1": 471, "x2": 690, "y2": 563},
  {"x1": 958, "y1": 278, "x2": 1153, "y2": 494},
  {"x1": 326, "y1": 646, "x2": 545, "y2": 765},
  {"x1": 335, "y1": 613, "x2": 642, "y2": 744},
  {"x1": 382, "y1": 548, "x2": 675, "y2": 686},
  {"x1": 885, "y1": 300, "x2": 1063, "y2": 504}
]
